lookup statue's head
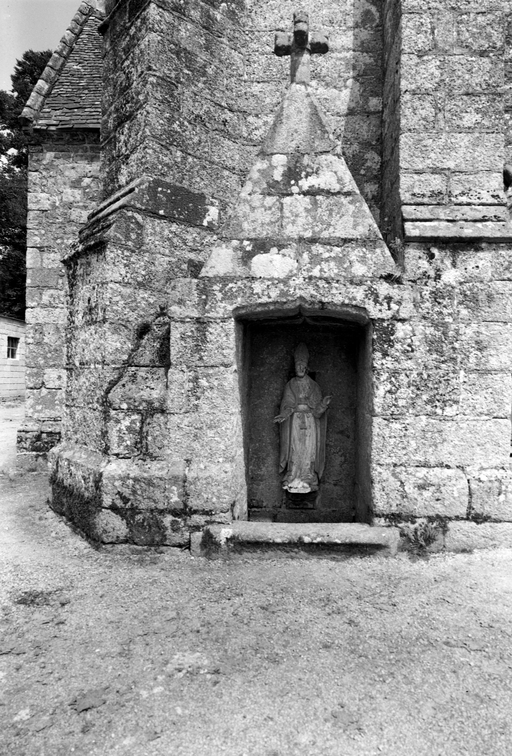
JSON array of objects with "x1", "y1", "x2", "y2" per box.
[{"x1": 294, "y1": 342, "x2": 309, "y2": 377}]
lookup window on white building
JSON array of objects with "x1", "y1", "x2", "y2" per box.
[{"x1": 7, "y1": 337, "x2": 19, "y2": 359}]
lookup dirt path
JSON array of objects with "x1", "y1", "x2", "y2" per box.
[{"x1": 1, "y1": 414, "x2": 512, "y2": 755}]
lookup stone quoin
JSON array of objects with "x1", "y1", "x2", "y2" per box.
[{"x1": 18, "y1": 0, "x2": 512, "y2": 553}]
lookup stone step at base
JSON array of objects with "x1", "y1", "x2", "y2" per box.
[
  {"x1": 191, "y1": 522, "x2": 399, "y2": 559},
  {"x1": 250, "y1": 510, "x2": 357, "y2": 524}
]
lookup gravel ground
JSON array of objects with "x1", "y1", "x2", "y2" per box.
[{"x1": 1, "y1": 404, "x2": 512, "y2": 755}]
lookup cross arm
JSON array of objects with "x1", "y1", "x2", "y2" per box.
[
  {"x1": 310, "y1": 32, "x2": 329, "y2": 55},
  {"x1": 275, "y1": 31, "x2": 292, "y2": 56},
  {"x1": 274, "y1": 31, "x2": 329, "y2": 57}
]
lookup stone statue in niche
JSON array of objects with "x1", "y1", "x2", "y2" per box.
[{"x1": 274, "y1": 343, "x2": 331, "y2": 494}]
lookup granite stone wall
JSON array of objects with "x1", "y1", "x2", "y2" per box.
[
  {"x1": 17, "y1": 138, "x2": 101, "y2": 468},
  {"x1": 372, "y1": 243, "x2": 512, "y2": 529},
  {"x1": 382, "y1": 0, "x2": 402, "y2": 246},
  {"x1": 100, "y1": 0, "x2": 383, "y2": 221},
  {"x1": 100, "y1": 0, "x2": 248, "y2": 210},
  {"x1": 48, "y1": 0, "x2": 512, "y2": 549},
  {"x1": 244, "y1": 0, "x2": 384, "y2": 224},
  {"x1": 398, "y1": 0, "x2": 508, "y2": 239}
]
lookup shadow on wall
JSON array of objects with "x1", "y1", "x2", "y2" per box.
[{"x1": 319, "y1": 0, "x2": 383, "y2": 225}]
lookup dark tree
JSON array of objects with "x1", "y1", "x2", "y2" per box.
[
  {"x1": 0, "y1": 49, "x2": 51, "y2": 318},
  {"x1": 11, "y1": 50, "x2": 53, "y2": 105}
]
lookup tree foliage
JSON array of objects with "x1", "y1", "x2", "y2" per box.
[
  {"x1": 0, "y1": 49, "x2": 51, "y2": 318},
  {"x1": 12, "y1": 50, "x2": 53, "y2": 106}
]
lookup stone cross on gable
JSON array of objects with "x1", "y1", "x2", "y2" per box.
[{"x1": 274, "y1": 11, "x2": 329, "y2": 85}]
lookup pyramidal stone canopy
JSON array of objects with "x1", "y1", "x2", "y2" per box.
[{"x1": 202, "y1": 82, "x2": 396, "y2": 280}]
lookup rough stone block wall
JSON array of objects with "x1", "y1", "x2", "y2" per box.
[
  {"x1": 399, "y1": 0, "x2": 506, "y2": 210},
  {"x1": 505, "y1": 10, "x2": 512, "y2": 164},
  {"x1": 101, "y1": 0, "x2": 383, "y2": 222},
  {"x1": 101, "y1": 0, "x2": 248, "y2": 211},
  {"x1": 372, "y1": 241, "x2": 512, "y2": 532},
  {"x1": 245, "y1": 0, "x2": 384, "y2": 223},
  {"x1": 18, "y1": 139, "x2": 101, "y2": 464},
  {"x1": 0, "y1": 318, "x2": 25, "y2": 399},
  {"x1": 49, "y1": 180, "x2": 219, "y2": 543},
  {"x1": 382, "y1": 0, "x2": 402, "y2": 245},
  {"x1": 50, "y1": 0, "x2": 512, "y2": 549}
]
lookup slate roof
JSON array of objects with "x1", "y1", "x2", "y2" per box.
[{"x1": 21, "y1": 1, "x2": 104, "y2": 131}]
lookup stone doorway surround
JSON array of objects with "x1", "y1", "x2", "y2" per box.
[{"x1": 238, "y1": 306, "x2": 372, "y2": 524}]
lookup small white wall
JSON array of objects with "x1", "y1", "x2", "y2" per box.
[{"x1": 0, "y1": 317, "x2": 25, "y2": 399}]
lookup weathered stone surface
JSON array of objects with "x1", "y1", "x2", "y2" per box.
[
  {"x1": 35, "y1": 1, "x2": 512, "y2": 548},
  {"x1": 107, "y1": 367, "x2": 167, "y2": 410},
  {"x1": 20, "y1": 141, "x2": 101, "y2": 460},
  {"x1": 444, "y1": 522, "x2": 512, "y2": 552},
  {"x1": 170, "y1": 320, "x2": 236, "y2": 368},
  {"x1": 102, "y1": 459, "x2": 185, "y2": 511},
  {"x1": 405, "y1": 246, "x2": 495, "y2": 284},
  {"x1": 458, "y1": 282, "x2": 512, "y2": 322},
  {"x1": 250, "y1": 250, "x2": 298, "y2": 278},
  {"x1": 372, "y1": 417, "x2": 510, "y2": 468},
  {"x1": 70, "y1": 323, "x2": 134, "y2": 368},
  {"x1": 262, "y1": 84, "x2": 334, "y2": 155},
  {"x1": 449, "y1": 172, "x2": 504, "y2": 205},
  {"x1": 459, "y1": 323, "x2": 512, "y2": 371},
  {"x1": 400, "y1": 173, "x2": 448, "y2": 205},
  {"x1": 85, "y1": 177, "x2": 219, "y2": 232},
  {"x1": 107, "y1": 411, "x2": 142, "y2": 456},
  {"x1": 169, "y1": 278, "x2": 412, "y2": 322},
  {"x1": 373, "y1": 467, "x2": 469, "y2": 517},
  {"x1": 401, "y1": 134, "x2": 503, "y2": 172},
  {"x1": 445, "y1": 94, "x2": 503, "y2": 132},
  {"x1": 25, "y1": 388, "x2": 64, "y2": 421},
  {"x1": 301, "y1": 241, "x2": 397, "y2": 279},
  {"x1": 162, "y1": 515, "x2": 190, "y2": 546},
  {"x1": 220, "y1": 148, "x2": 386, "y2": 249},
  {"x1": 403, "y1": 206, "x2": 509, "y2": 222},
  {"x1": 373, "y1": 367, "x2": 460, "y2": 417},
  {"x1": 405, "y1": 221, "x2": 512, "y2": 242},
  {"x1": 281, "y1": 194, "x2": 383, "y2": 240},
  {"x1": 460, "y1": 372, "x2": 512, "y2": 417},
  {"x1": 468, "y1": 470, "x2": 512, "y2": 521},
  {"x1": 63, "y1": 406, "x2": 105, "y2": 452},
  {"x1": 186, "y1": 462, "x2": 237, "y2": 515},
  {"x1": 223, "y1": 194, "x2": 281, "y2": 240},
  {"x1": 148, "y1": 412, "x2": 240, "y2": 463},
  {"x1": 203, "y1": 237, "x2": 397, "y2": 280},
  {"x1": 177, "y1": 367, "x2": 239, "y2": 415},
  {"x1": 402, "y1": 14, "x2": 434, "y2": 53},
  {"x1": 193, "y1": 522, "x2": 400, "y2": 557},
  {"x1": 94, "y1": 510, "x2": 129, "y2": 543},
  {"x1": 49, "y1": 443, "x2": 107, "y2": 499}
]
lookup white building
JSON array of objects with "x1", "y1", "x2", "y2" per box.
[{"x1": 0, "y1": 316, "x2": 25, "y2": 399}]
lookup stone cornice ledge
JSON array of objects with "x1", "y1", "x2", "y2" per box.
[{"x1": 403, "y1": 204, "x2": 512, "y2": 242}]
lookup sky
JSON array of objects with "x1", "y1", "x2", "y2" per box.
[{"x1": 0, "y1": 0, "x2": 80, "y2": 91}]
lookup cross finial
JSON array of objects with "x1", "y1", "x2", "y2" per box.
[{"x1": 274, "y1": 11, "x2": 329, "y2": 85}]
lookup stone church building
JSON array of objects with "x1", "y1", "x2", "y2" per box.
[{"x1": 17, "y1": 0, "x2": 512, "y2": 551}]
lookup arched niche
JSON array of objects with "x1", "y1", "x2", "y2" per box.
[{"x1": 235, "y1": 304, "x2": 373, "y2": 524}]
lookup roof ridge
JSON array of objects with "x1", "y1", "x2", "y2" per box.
[{"x1": 21, "y1": 1, "x2": 104, "y2": 125}]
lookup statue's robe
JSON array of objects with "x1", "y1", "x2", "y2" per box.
[{"x1": 278, "y1": 375, "x2": 327, "y2": 493}]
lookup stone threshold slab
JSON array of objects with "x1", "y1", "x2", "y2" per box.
[{"x1": 191, "y1": 522, "x2": 399, "y2": 558}]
